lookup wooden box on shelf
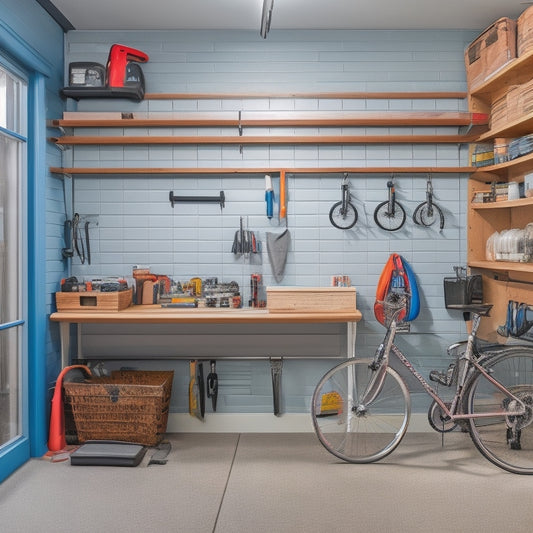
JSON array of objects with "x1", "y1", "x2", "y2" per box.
[
  {"x1": 266, "y1": 287, "x2": 356, "y2": 313},
  {"x1": 55, "y1": 288, "x2": 133, "y2": 311}
]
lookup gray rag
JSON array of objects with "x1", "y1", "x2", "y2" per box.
[{"x1": 266, "y1": 229, "x2": 291, "y2": 283}]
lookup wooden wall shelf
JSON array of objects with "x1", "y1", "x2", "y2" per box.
[
  {"x1": 51, "y1": 111, "x2": 488, "y2": 130},
  {"x1": 471, "y1": 197, "x2": 533, "y2": 210},
  {"x1": 469, "y1": 49, "x2": 533, "y2": 104},
  {"x1": 50, "y1": 166, "x2": 474, "y2": 176},
  {"x1": 51, "y1": 133, "x2": 478, "y2": 146},
  {"x1": 144, "y1": 91, "x2": 468, "y2": 100}
]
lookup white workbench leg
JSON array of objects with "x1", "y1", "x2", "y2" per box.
[{"x1": 347, "y1": 321, "x2": 357, "y2": 359}]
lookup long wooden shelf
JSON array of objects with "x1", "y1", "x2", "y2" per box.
[
  {"x1": 51, "y1": 111, "x2": 488, "y2": 129},
  {"x1": 144, "y1": 91, "x2": 468, "y2": 100},
  {"x1": 50, "y1": 134, "x2": 478, "y2": 146},
  {"x1": 469, "y1": 49, "x2": 533, "y2": 104},
  {"x1": 476, "y1": 112, "x2": 533, "y2": 141},
  {"x1": 471, "y1": 197, "x2": 533, "y2": 210},
  {"x1": 471, "y1": 152, "x2": 533, "y2": 179},
  {"x1": 50, "y1": 166, "x2": 474, "y2": 176},
  {"x1": 469, "y1": 260, "x2": 533, "y2": 274}
]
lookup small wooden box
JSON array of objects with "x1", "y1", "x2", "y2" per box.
[
  {"x1": 55, "y1": 288, "x2": 133, "y2": 311},
  {"x1": 267, "y1": 287, "x2": 356, "y2": 313}
]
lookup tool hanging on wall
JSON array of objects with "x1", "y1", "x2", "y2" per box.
[
  {"x1": 206, "y1": 360, "x2": 218, "y2": 411},
  {"x1": 265, "y1": 174, "x2": 274, "y2": 218},
  {"x1": 412, "y1": 175, "x2": 445, "y2": 230},
  {"x1": 232, "y1": 217, "x2": 260, "y2": 256},
  {"x1": 189, "y1": 360, "x2": 205, "y2": 421},
  {"x1": 279, "y1": 170, "x2": 287, "y2": 222},
  {"x1": 266, "y1": 170, "x2": 290, "y2": 282},
  {"x1": 169, "y1": 190, "x2": 225, "y2": 210}
]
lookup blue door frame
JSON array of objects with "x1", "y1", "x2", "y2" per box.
[{"x1": 0, "y1": 20, "x2": 54, "y2": 482}]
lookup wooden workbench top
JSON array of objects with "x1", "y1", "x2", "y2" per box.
[{"x1": 49, "y1": 305, "x2": 362, "y2": 324}]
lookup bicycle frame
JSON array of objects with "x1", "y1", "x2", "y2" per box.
[{"x1": 372, "y1": 315, "x2": 529, "y2": 424}]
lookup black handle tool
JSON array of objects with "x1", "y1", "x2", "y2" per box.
[{"x1": 206, "y1": 360, "x2": 218, "y2": 412}]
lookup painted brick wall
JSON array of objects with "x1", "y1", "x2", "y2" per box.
[{"x1": 64, "y1": 29, "x2": 478, "y2": 414}]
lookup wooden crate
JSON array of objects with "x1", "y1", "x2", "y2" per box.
[
  {"x1": 55, "y1": 288, "x2": 132, "y2": 311},
  {"x1": 266, "y1": 287, "x2": 356, "y2": 313}
]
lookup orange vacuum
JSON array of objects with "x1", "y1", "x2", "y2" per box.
[
  {"x1": 48, "y1": 365, "x2": 92, "y2": 452},
  {"x1": 61, "y1": 44, "x2": 149, "y2": 101}
]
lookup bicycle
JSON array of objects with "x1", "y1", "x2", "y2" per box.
[
  {"x1": 373, "y1": 179, "x2": 406, "y2": 231},
  {"x1": 329, "y1": 173, "x2": 358, "y2": 230},
  {"x1": 311, "y1": 302, "x2": 533, "y2": 474}
]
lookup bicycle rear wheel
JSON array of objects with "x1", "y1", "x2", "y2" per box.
[
  {"x1": 466, "y1": 347, "x2": 533, "y2": 474},
  {"x1": 311, "y1": 358, "x2": 410, "y2": 463}
]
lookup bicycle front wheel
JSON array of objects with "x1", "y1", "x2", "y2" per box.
[
  {"x1": 467, "y1": 347, "x2": 533, "y2": 474},
  {"x1": 329, "y1": 201, "x2": 358, "y2": 229},
  {"x1": 373, "y1": 201, "x2": 406, "y2": 231},
  {"x1": 311, "y1": 358, "x2": 410, "y2": 463}
]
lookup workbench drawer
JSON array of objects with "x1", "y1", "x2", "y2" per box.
[
  {"x1": 266, "y1": 287, "x2": 356, "y2": 313},
  {"x1": 55, "y1": 288, "x2": 133, "y2": 311}
]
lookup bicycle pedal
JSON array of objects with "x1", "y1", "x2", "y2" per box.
[{"x1": 429, "y1": 363, "x2": 455, "y2": 386}]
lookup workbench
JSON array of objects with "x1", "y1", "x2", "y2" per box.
[{"x1": 49, "y1": 305, "x2": 362, "y2": 415}]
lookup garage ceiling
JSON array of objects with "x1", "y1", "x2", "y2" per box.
[{"x1": 47, "y1": 0, "x2": 529, "y2": 32}]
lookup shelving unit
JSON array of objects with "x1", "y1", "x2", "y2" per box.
[
  {"x1": 49, "y1": 91, "x2": 483, "y2": 176},
  {"x1": 467, "y1": 51, "x2": 533, "y2": 340}
]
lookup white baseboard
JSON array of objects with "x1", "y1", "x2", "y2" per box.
[{"x1": 166, "y1": 412, "x2": 432, "y2": 433}]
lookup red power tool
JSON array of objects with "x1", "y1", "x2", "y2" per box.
[{"x1": 62, "y1": 43, "x2": 149, "y2": 102}]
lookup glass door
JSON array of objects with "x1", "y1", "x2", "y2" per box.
[{"x1": 0, "y1": 64, "x2": 27, "y2": 461}]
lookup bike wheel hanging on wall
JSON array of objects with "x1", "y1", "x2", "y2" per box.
[
  {"x1": 373, "y1": 178, "x2": 406, "y2": 231},
  {"x1": 329, "y1": 173, "x2": 358, "y2": 230},
  {"x1": 412, "y1": 175, "x2": 445, "y2": 230}
]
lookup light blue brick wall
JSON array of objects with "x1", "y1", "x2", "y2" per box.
[{"x1": 64, "y1": 29, "x2": 479, "y2": 414}]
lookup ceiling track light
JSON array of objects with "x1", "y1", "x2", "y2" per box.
[{"x1": 260, "y1": 0, "x2": 274, "y2": 39}]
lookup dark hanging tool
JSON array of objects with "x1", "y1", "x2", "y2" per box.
[
  {"x1": 198, "y1": 361, "x2": 205, "y2": 419},
  {"x1": 62, "y1": 219, "x2": 74, "y2": 259},
  {"x1": 72, "y1": 213, "x2": 85, "y2": 264},
  {"x1": 85, "y1": 221, "x2": 91, "y2": 265},
  {"x1": 169, "y1": 190, "x2": 225, "y2": 209},
  {"x1": 206, "y1": 360, "x2": 218, "y2": 411},
  {"x1": 270, "y1": 357, "x2": 283, "y2": 417}
]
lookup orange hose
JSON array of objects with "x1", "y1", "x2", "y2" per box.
[{"x1": 48, "y1": 365, "x2": 92, "y2": 451}]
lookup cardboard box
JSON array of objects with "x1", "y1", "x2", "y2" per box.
[
  {"x1": 465, "y1": 17, "x2": 517, "y2": 90},
  {"x1": 55, "y1": 288, "x2": 133, "y2": 311},
  {"x1": 518, "y1": 6, "x2": 533, "y2": 56},
  {"x1": 266, "y1": 287, "x2": 356, "y2": 313}
]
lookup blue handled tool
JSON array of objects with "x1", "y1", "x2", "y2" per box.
[{"x1": 265, "y1": 174, "x2": 274, "y2": 218}]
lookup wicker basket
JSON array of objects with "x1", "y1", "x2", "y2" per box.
[{"x1": 64, "y1": 370, "x2": 174, "y2": 447}]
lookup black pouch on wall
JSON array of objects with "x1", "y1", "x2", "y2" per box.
[{"x1": 443, "y1": 268, "x2": 483, "y2": 308}]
